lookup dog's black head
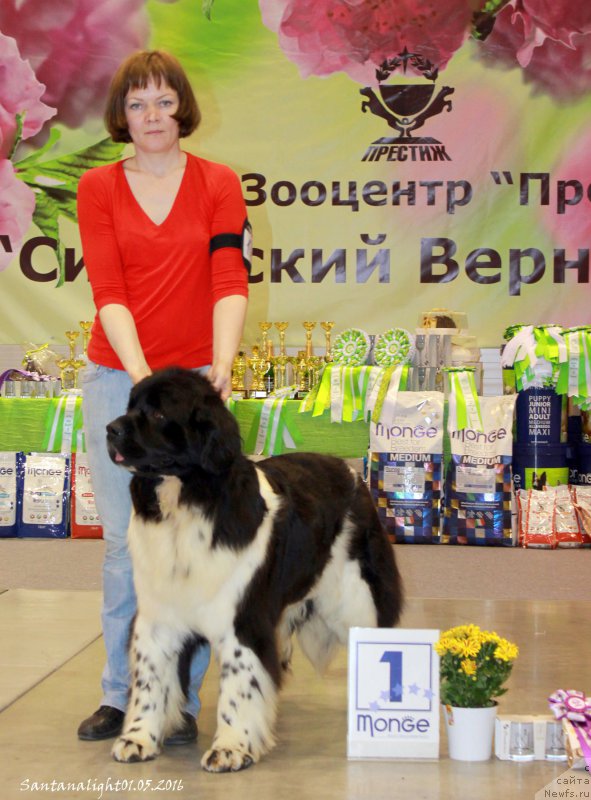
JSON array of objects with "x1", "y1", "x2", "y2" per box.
[{"x1": 106, "y1": 367, "x2": 242, "y2": 477}]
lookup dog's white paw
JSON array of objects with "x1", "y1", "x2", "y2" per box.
[
  {"x1": 201, "y1": 746, "x2": 255, "y2": 773},
  {"x1": 112, "y1": 733, "x2": 160, "y2": 763}
]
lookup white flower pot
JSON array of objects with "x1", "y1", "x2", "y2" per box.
[{"x1": 443, "y1": 703, "x2": 498, "y2": 761}]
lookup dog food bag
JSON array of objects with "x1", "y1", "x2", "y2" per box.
[
  {"x1": 518, "y1": 488, "x2": 557, "y2": 549},
  {"x1": 18, "y1": 453, "x2": 70, "y2": 538},
  {"x1": 572, "y1": 485, "x2": 591, "y2": 545},
  {"x1": 70, "y1": 452, "x2": 103, "y2": 539},
  {"x1": 443, "y1": 395, "x2": 516, "y2": 546},
  {"x1": 553, "y1": 485, "x2": 583, "y2": 548},
  {"x1": 369, "y1": 391, "x2": 444, "y2": 544},
  {"x1": 0, "y1": 452, "x2": 22, "y2": 537}
]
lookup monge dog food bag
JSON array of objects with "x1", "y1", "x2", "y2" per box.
[
  {"x1": 369, "y1": 391, "x2": 444, "y2": 544},
  {"x1": 443, "y1": 395, "x2": 517, "y2": 546},
  {"x1": 0, "y1": 452, "x2": 22, "y2": 537},
  {"x1": 18, "y1": 453, "x2": 70, "y2": 538},
  {"x1": 70, "y1": 451, "x2": 103, "y2": 539}
]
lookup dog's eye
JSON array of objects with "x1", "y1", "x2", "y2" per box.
[{"x1": 150, "y1": 409, "x2": 166, "y2": 422}]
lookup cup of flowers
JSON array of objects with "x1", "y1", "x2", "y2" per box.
[{"x1": 435, "y1": 624, "x2": 519, "y2": 761}]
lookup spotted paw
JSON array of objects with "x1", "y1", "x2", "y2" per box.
[
  {"x1": 112, "y1": 733, "x2": 160, "y2": 763},
  {"x1": 201, "y1": 746, "x2": 255, "y2": 773}
]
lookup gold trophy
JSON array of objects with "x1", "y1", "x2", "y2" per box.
[
  {"x1": 273, "y1": 322, "x2": 291, "y2": 388},
  {"x1": 231, "y1": 351, "x2": 248, "y2": 396},
  {"x1": 303, "y1": 321, "x2": 316, "y2": 358},
  {"x1": 258, "y1": 321, "x2": 273, "y2": 354},
  {"x1": 307, "y1": 355, "x2": 325, "y2": 391},
  {"x1": 247, "y1": 345, "x2": 270, "y2": 398},
  {"x1": 65, "y1": 330, "x2": 80, "y2": 360},
  {"x1": 57, "y1": 358, "x2": 76, "y2": 392},
  {"x1": 294, "y1": 350, "x2": 309, "y2": 399},
  {"x1": 71, "y1": 357, "x2": 86, "y2": 391},
  {"x1": 320, "y1": 321, "x2": 335, "y2": 362},
  {"x1": 274, "y1": 353, "x2": 289, "y2": 391},
  {"x1": 274, "y1": 321, "x2": 289, "y2": 357},
  {"x1": 79, "y1": 321, "x2": 93, "y2": 356}
]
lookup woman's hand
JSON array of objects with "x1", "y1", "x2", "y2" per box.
[
  {"x1": 206, "y1": 362, "x2": 233, "y2": 400},
  {"x1": 209, "y1": 294, "x2": 248, "y2": 400}
]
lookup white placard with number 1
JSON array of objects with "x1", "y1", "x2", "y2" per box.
[{"x1": 347, "y1": 628, "x2": 440, "y2": 759}]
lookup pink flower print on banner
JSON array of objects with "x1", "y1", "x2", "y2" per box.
[
  {"x1": 479, "y1": 0, "x2": 591, "y2": 100},
  {"x1": 0, "y1": 160, "x2": 36, "y2": 272},
  {"x1": 542, "y1": 127, "x2": 591, "y2": 254},
  {"x1": 259, "y1": 0, "x2": 474, "y2": 85},
  {"x1": 0, "y1": 0, "x2": 149, "y2": 129},
  {"x1": 0, "y1": 33, "x2": 56, "y2": 159}
]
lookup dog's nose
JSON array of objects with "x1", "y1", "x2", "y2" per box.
[{"x1": 106, "y1": 417, "x2": 125, "y2": 438}]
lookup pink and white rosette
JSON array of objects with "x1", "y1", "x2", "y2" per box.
[{"x1": 549, "y1": 689, "x2": 591, "y2": 770}]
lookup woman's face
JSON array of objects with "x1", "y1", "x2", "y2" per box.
[{"x1": 124, "y1": 79, "x2": 180, "y2": 153}]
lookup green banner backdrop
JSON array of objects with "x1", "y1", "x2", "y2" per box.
[{"x1": 0, "y1": 0, "x2": 590, "y2": 352}]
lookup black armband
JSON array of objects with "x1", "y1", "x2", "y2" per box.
[{"x1": 209, "y1": 219, "x2": 252, "y2": 273}]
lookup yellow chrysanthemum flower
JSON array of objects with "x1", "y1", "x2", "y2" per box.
[
  {"x1": 461, "y1": 659, "x2": 477, "y2": 676},
  {"x1": 494, "y1": 641, "x2": 519, "y2": 662},
  {"x1": 459, "y1": 639, "x2": 481, "y2": 658}
]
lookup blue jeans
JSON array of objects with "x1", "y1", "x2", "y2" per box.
[{"x1": 82, "y1": 362, "x2": 210, "y2": 716}]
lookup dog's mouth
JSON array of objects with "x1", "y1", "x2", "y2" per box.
[
  {"x1": 112, "y1": 449, "x2": 126, "y2": 464},
  {"x1": 108, "y1": 440, "x2": 179, "y2": 476}
]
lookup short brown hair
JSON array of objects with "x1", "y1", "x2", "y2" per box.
[{"x1": 104, "y1": 50, "x2": 201, "y2": 142}]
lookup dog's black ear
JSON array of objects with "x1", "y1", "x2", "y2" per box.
[{"x1": 193, "y1": 405, "x2": 242, "y2": 475}]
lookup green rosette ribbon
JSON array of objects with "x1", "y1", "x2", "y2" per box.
[
  {"x1": 373, "y1": 328, "x2": 415, "y2": 367},
  {"x1": 331, "y1": 328, "x2": 370, "y2": 366},
  {"x1": 443, "y1": 367, "x2": 483, "y2": 432}
]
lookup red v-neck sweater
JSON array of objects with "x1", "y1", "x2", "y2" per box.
[{"x1": 77, "y1": 153, "x2": 249, "y2": 371}]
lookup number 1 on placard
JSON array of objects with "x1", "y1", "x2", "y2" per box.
[{"x1": 380, "y1": 651, "x2": 402, "y2": 702}]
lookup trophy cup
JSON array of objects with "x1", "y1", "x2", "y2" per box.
[
  {"x1": 303, "y1": 321, "x2": 316, "y2": 358},
  {"x1": 71, "y1": 357, "x2": 86, "y2": 391},
  {"x1": 273, "y1": 322, "x2": 291, "y2": 388},
  {"x1": 247, "y1": 346, "x2": 270, "y2": 398},
  {"x1": 57, "y1": 358, "x2": 76, "y2": 393},
  {"x1": 274, "y1": 353, "x2": 289, "y2": 391},
  {"x1": 320, "y1": 321, "x2": 335, "y2": 362},
  {"x1": 274, "y1": 322, "x2": 289, "y2": 357},
  {"x1": 65, "y1": 330, "x2": 80, "y2": 360},
  {"x1": 294, "y1": 350, "x2": 309, "y2": 399},
  {"x1": 264, "y1": 339, "x2": 275, "y2": 394},
  {"x1": 79, "y1": 321, "x2": 93, "y2": 357},
  {"x1": 258, "y1": 321, "x2": 273, "y2": 354},
  {"x1": 231, "y1": 351, "x2": 248, "y2": 397}
]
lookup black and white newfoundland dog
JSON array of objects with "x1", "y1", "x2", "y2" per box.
[{"x1": 106, "y1": 367, "x2": 402, "y2": 772}]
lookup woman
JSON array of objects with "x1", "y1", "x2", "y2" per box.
[{"x1": 76, "y1": 50, "x2": 249, "y2": 743}]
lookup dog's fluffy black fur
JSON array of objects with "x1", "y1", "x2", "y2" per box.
[{"x1": 106, "y1": 367, "x2": 403, "y2": 772}]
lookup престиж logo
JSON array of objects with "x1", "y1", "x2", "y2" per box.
[{"x1": 360, "y1": 49, "x2": 454, "y2": 162}]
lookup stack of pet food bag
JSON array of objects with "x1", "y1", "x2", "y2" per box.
[
  {"x1": 367, "y1": 323, "x2": 591, "y2": 546},
  {"x1": 368, "y1": 366, "x2": 516, "y2": 545},
  {"x1": 0, "y1": 395, "x2": 102, "y2": 539},
  {"x1": 502, "y1": 324, "x2": 591, "y2": 548}
]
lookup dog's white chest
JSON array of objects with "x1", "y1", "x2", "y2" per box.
[
  {"x1": 129, "y1": 477, "x2": 210, "y2": 583},
  {"x1": 127, "y1": 473, "x2": 279, "y2": 638}
]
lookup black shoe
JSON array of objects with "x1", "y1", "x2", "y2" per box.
[
  {"x1": 77, "y1": 706, "x2": 125, "y2": 741},
  {"x1": 163, "y1": 712, "x2": 198, "y2": 746}
]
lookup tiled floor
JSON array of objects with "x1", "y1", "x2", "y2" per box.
[{"x1": 0, "y1": 590, "x2": 587, "y2": 800}]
